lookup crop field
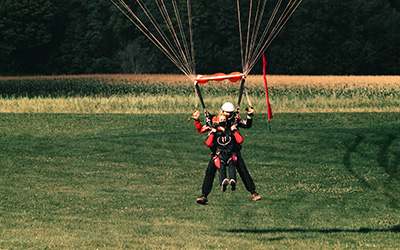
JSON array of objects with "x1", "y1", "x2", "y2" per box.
[
  {"x1": 1, "y1": 74, "x2": 399, "y2": 114},
  {"x1": 0, "y1": 75, "x2": 399, "y2": 249}
]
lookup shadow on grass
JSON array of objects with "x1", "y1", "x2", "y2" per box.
[
  {"x1": 343, "y1": 133, "x2": 400, "y2": 208},
  {"x1": 227, "y1": 225, "x2": 400, "y2": 235},
  {"x1": 377, "y1": 134, "x2": 400, "y2": 182}
]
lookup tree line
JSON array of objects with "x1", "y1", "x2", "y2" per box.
[{"x1": 1, "y1": 0, "x2": 399, "y2": 76}]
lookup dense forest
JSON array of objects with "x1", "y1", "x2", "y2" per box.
[{"x1": 1, "y1": 0, "x2": 399, "y2": 76}]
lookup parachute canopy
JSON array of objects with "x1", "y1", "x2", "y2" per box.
[
  {"x1": 195, "y1": 72, "x2": 244, "y2": 84},
  {"x1": 110, "y1": 0, "x2": 303, "y2": 81}
]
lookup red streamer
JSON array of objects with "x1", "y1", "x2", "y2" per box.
[{"x1": 263, "y1": 52, "x2": 273, "y2": 121}]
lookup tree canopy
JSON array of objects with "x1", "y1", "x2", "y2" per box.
[{"x1": 0, "y1": 0, "x2": 399, "y2": 75}]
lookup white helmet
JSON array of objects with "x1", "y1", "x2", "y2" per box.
[{"x1": 221, "y1": 102, "x2": 235, "y2": 112}]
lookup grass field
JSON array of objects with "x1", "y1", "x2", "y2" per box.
[
  {"x1": 1, "y1": 74, "x2": 399, "y2": 249},
  {"x1": 1, "y1": 112, "x2": 399, "y2": 249}
]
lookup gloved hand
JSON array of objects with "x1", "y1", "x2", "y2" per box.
[
  {"x1": 247, "y1": 107, "x2": 254, "y2": 117},
  {"x1": 193, "y1": 110, "x2": 200, "y2": 120}
]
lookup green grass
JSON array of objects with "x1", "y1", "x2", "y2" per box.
[{"x1": 1, "y1": 112, "x2": 399, "y2": 249}]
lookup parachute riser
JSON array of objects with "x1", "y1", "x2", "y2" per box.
[
  {"x1": 233, "y1": 78, "x2": 246, "y2": 126},
  {"x1": 194, "y1": 81, "x2": 212, "y2": 127},
  {"x1": 236, "y1": 78, "x2": 246, "y2": 110}
]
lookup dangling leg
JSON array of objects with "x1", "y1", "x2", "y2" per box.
[
  {"x1": 228, "y1": 157, "x2": 237, "y2": 191},
  {"x1": 219, "y1": 160, "x2": 229, "y2": 192},
  {"x1": 196, "y1": 154, "x2": 217, "y2": 205},
  {"x1": 201, "y1": 155, "x2": 218, "y2": 196},
  {"x1": 235, "y1": 152, "x2": 260, "y2": 201}
]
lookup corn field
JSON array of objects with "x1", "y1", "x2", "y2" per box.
[{"x1": 0, "y1": 75, "x2": 399, "y2": 114}]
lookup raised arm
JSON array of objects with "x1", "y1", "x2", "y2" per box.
[
  {"x1": 193, "y1": 110, "x2": 216, "y2": 134},
  {"x1": 237, "y1": 107, "x2": 254, "y2": 129}
]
